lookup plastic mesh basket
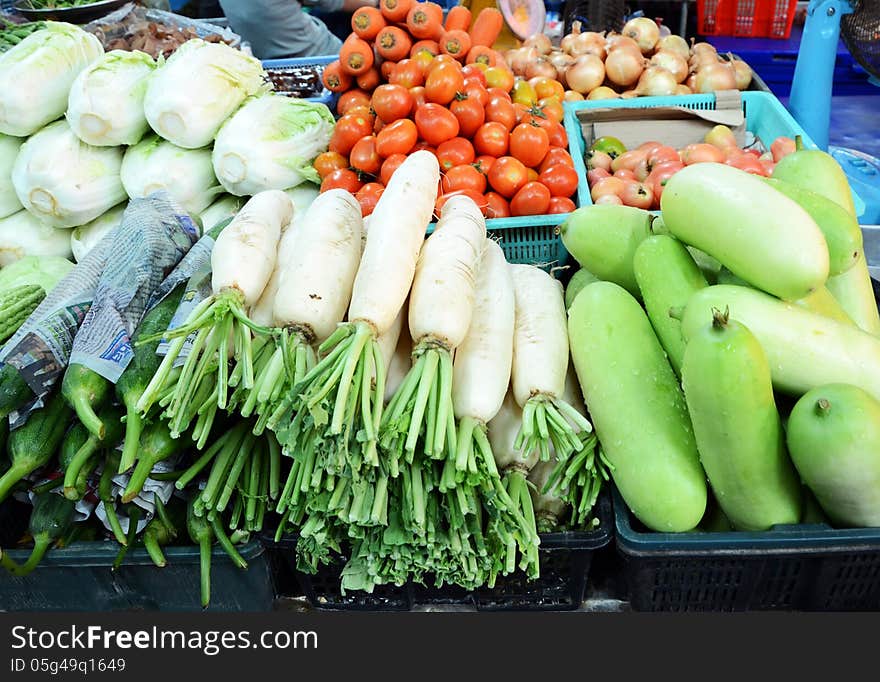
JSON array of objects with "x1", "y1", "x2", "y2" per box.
[{"x1": 697, "y1": 0, "x2": 798, "y2": 38}]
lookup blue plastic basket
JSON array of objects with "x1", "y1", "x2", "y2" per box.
[
  {"x1": 262, "y1": 55, "x2": 338, "y2": 109},
  {"x1": 564, "y1": 91, "x2": 867, "y2": 217}
]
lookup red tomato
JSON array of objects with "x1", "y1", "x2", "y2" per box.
[
  {"x1": 537, "y1": 97, "x2": 564, "y2": 124},
  {"x1": 487, "y1": 87, "x2": 511, "y2": 102},
  {"x1": 429, "y1": 54, "x2": 459, "y2": 70},
  {"x1": 425, "y1": 61, "x2": 464, "y2": 105},
  {"x1": 614, "y1": 169, "x2": 637, "y2": 181},
  {"x1": 435, "y1": 189, "x2": 487, "y2": 217},
  {"x1": 539, "y1": 164, "x2": 578, "y2": 198},
  {"x1": 436, "y1": 137, "x2": 475, "y2": 171},
  {"x1": 321, "y1": 168, "x2": 363, "y2": 194},
  {"x1": 373, "y1": 116, "x2": 385, "y2": 134},
  {"x1": 464, "y1": 82, "x2": 489, "y2": 107},
  {"x1": 380, "y1": 153, "x2": 408, "y2": 185},
  {"x1": 647, "y1": 161, "x2": 684, "y2": 201},
  {"x1": 532, "y1": 77, "x2": 564, "y2": 101},
  {"x1": 330, "y1": 113, "x2": 374, "y2": 156},
  {"x1": 546, "y1": 121, "x2": 567, "y2": 148},
  {"x1": 376, "y1": 118, "x2": 418, "y2": 157},
  {"x1": 409, "y1": 86, "x2": 427, "y2": 115},
  {"x1": 441, "y1": 164, "x2": 486, "y2": 193},
  {"x1": 411, "y1": 141, "x2": 436, "y2": 154},
  {"x1": 485, "y1": 96, "x2": 516, "y2": 131},
  {"x1": 412, "y1": 49, "x2": 435, "y2": 75},
  {"x1": 337, "y1": 89, "x2": 371, "y2": 115},
  {"x1": 462, "y1": 63, "x2": 486, "y2": 85},
  {"x1": 484, "y1": 66, "x2": 514, "y2": 91},
  {"x1": 415, "y1": 103, "x2": 460, "y2": 146},
  {"x1": 484, "y1": 191, "x2": 510, "y2": 218},
  {"x1": 473, "y1": 155, "x2": 495, "y2": 176},
  {"x1": 314, "y1": 151, "x2": 349, "y2": 179},
  {"x1": 371, "y1": 84, "x2": 414, "y2": 123},
  {"x1": 349, "y1": 135, "x2": 381, "y2": 175},
  {"x1": 473, "y1": 121, "x2": 509, "y2": 157},
  {"x1": 527, "y1": 168, "x2": 539, "y2": 183},
  {"x1": 539, "y1": 147, "x2": 574, "y2": 174},
  {"x1": 510, "y1": 181, "x2": 551, "y2": 216},
  {"x1": 509, "y1": 123, "x2": 549, "y2": 169},
  {"x1": 389, "y1": 59, "x2": 424, "y2": 89},
  {"x1": 487, "y1": 156, "x2": 528, "y2": 198},
  {"x1": 381, "y1": 60, "x2": 396, "y2": 80},
  {"x1": 449, "y1": 95, "x2": 485, "y2": 138},
  {"x1": 548, "y1": 196, "x2": 576, "y2": 214},
  {"x1": 356, "y1": 182, "x2": 385, "y2": 216}
]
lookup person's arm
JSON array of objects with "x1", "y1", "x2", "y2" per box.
[{"x1": 304, "y1": 0, "x2": 378, "y2": 12}]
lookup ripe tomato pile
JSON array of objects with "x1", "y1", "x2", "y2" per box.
[{"x1": 314, "y1": 2, "x2": 579, "y2": 219}]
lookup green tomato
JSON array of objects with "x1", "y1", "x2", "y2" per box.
[{"x1": 591, "y1": 136, "x2": 627, "y2": 159}]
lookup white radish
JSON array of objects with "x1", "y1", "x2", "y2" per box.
[
  {"x1": 451, "y1": 238, "x2": 515, "y2": 481},
  {"x1": 248, "y1": 202, "x2": 300, "y2": 328},
  {"x1": 510, "y1": 264, "x2": 593, "y2": 461},
  {"x1": 528, "y1": 459, "x2": 569, "y2": 531},
  {"x1": 384, "y1": 318, "x2": 411, "y2": 404},
  {"x1": 381, "y1": 194, "x2": 485, "y2": 471}
]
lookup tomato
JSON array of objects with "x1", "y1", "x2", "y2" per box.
[
  {"x1": 337, "y1": 89, "x2": 371, "y2": 115},
  {"x1": 539, "y1": 147, "x2": 574, "y2": 174},
  {"x1": 371, "y1": 84, "x2": 413, "y2": 123},
  {"x1": 389, "y1": 59, "x2": 424, "y2": 89},
  {"x1": 473, "y1": 155, "x2": 495, "y2": 176},
  {"x1": 509, "y1": 123, "x2": 549, "y2": 169},
  {"x1": 510, "y1": 181, "x2": 551, "y2": 216},
  {"x1": 425, "y1": 61, "x2": 464, "y2": 105},
  {"x1": 473, "y1": 121, "x2": 509, "y2": 157},
  {"x1": 513, "y1": 102, "x2": 529, "y2": 124},
  {"x1": 462, "y1": 63, "x2": 486, "y2": 84},
  {"x1": 614, "y1": 168, "x2": 637, "y2": 181},
  {"x1": 380, "y1": 153, "x2": 408, "y2": 186},
  {"x1": 330, "y1": 113, "x2": 374, "y2": 156},
  {"x1": 487, "y1": 156, "x2": 528, "y2": 198},
  {"x1": 321, "y1": 168, "x2": 363, "y2": 194},
  {"x1": 449, "y1": 95, "x2": 485, "y2": 138},
  {"x1": 539, "y1": 164, "x2": 578, "y2": 197},
  {"x1": 412, "y1": 141, "x2": 436, "y2": 154},
  {"x1": 414, "y1": 103, "x2": 460, "y2": 146},
  {"x1": 356, "y1": 182, "x2": 385, "y2": 217},
  {"x1": 484, "y1": 66, "x2": 514, "y2": 92},
  {"x1": 380, "y1": 60, "x2": 396, "y2": 81},
  {"x1": 527, "y1": 168, "x2": 539, "y2": 183},
  {"x1": 484, "y1": 191, "x2": 510, "y2": 218},
  {"x1": 531, "y1": 77, "x2": 565, "y2": 101},
  {"x1": 464, "y1": 82, "x2": 489, "y2": 107},
  {"x1": 537, "y1": 97, "x2": 564, "y2": 124},
  {"x1": 441, "y1": 164, "x2": 486, "y2": 193},
  {"x1": 373, "y1": 116, "x2": 385, "y2": 134},
  {"x1": 512, "y1": 79, "x2": 538, "y2": 106},
  {"x1": 548, "y1": 196, "x2": 576, "y2": 214},
  {"x1": 620, "y1": 180, "x2": 654, "y2": 209},
  {"x1": 313, "y1": 151, "x2": 349, "y2": 179},
  {"x1": 349, "y1": 135, "x2": 381, "y2": 175},
  {"x1": 435, "y1": 189, "x2": 487, "y2": 217},
  {"x1": 376, "y1": 118, "x2": 418, "y2": 157},
  {"x1": 429, "y1": 54, "x2": 459, "y2": 70},
  {"x1": 409, "y1": 85, "x2": 427, "y2": 115},
  {"x1": 487, "y1": 87, "x2": 511, "y2": 102},
  {"x1": 485, "y1": 96, "x2": 516, "y2": 131},
  {"x1": 436, "y1": 137, "x2": 475, "y2": 171},
  {"x1": 647, "y1": 161, "x2": 683, "y2": 202},
  {"x1": 412, "y1": 49, "x2": 435, "y2": 75},
  {"x1": 356, "y1": 67, "x2": 381, "y2": 91},
  {"x1": 345, "y1": 104, "x2": 375, "y2": 121},
  {"x1": 590, "y1": 176, "x2": 625, "y2": 202},
  {"x1": 548, "y1": 120, "x2": 568, "y2": 149},
  {"x1": 591, "y1": 136, "x2": 627, "y2": 159}
]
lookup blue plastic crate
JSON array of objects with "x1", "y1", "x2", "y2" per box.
[
  {"x1": 564, "y1": 91, "x2": 867, "y2": 217},
  {"x1": 262, "y1": 55, "x2": 338, "y2": 110}
]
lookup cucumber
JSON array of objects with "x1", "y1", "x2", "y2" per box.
[
  {"x1": 116, "y1": 286, "x2": 185, "y2": 474},
  {"x1": 558, "y1": 205, "x2": 653, "y2": 298},
  {"x1": 121, "y1": 419, "x2": 189, "y2": 503},
  {"x1": 0, "y1": 363, "x2": 33, "y2": 420},
  {"x1": 772, "y1": 147, "x2": 857, "y2": 218},
  {"x1": 786, "y1": 384, "x2": 880, "y2": 527},
  {"x1": 61, "y1": 362, "x2": 111, "y2": 440},
  {"x1": 661, "y1": 163, "x2": 830, "y2": 301},
  {"x1": 761, "y1": 177, "x2": 862, "y2": 276},
  {"x1": 681, "y1": 285, "x2": 880, "y2": 401},
  {"x1": 633, "y1": 235, "x2": 707, "y2": 375},
  {"x1": 568, "y1": 281, "x2": 707, "y2": 532},
  {"x1": 0, "y1": 493, "x2": 75, "y2": 576},
  {"x1": 0, "y1": 391, "x2": 72, "y2": 503},
  {"x1": 58, "y1": 422, "x2": 91, "y2": 500},
  {"x1": 681, "y1": 308, "x2": 801, "y2": 530},
  {"x1": 61, "y1": 404, "x2": 124, "y2": 500},
  {"x1": 142, "y1": 497, "x2": 178, "y2": 568},
  {"x1": 564, "y1": 268, "x2": 599, "y2": 310},
  {"x1": 826, "y1": 251, "x2": 880, "y2": 336}
]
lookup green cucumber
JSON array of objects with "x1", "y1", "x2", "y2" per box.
[
  {"x1": 564, "y1": 268, "x2": 599, "y2": 310},
  {"x1": 61, "y1": 362, "x2": 111, "y2": 440},
  {"x1": 61, "y1": 404, "x2": 124, "y2": 500},
  {"x1": 0, "y1": 494, "x2": 75, "y2": 576},
  {"x1": 0, "y1": 363, "x2": 33, "y2": 420},
  {"x1": 558, "y1": 205, "x2": 653, "y2": 298},
  {"x1": 633, "y1": 235, "x2": 707, "y2": 375},
  {"x1": 0, "y1": 391, "x2": 72, "y2": 503},
  {"x1": 661, "y1": 163, "x2": 830, "y2": 301},
  {"x1": 143, "y1": 497, "x2": 178, "y2": 568},
  {"x1": 122, "y1": 419, "x2": 189, "y2": 503},
  {"x1": 681, "y1": 285, "x2": 880, "y2": 401},
  {"x1": 826, "y1": 252, "x2": 880, "y2": 336},
  {"x1": 681, "y1": 308, "x2": 801, "y2": 530},
  {"x1": 568, "y1": 281, "x2": 707, "y2": 532},
  {"x1": 772, "y1": 146, "x2": 857, "y2": 218},
  {"x1": 761, "y1": 177, "x2": 862, "y2": 276},
  {"x1": 786, "y1": 384, "x2": 880, "y2": 527}
]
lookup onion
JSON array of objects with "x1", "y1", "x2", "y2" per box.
[
  {"x1": 606, "y1": 34, "x2": 641, "y2": 55},
  {"x1": 656, "y1": 34, "x2": 689, "y2": 59},
  {"x1": 695, "y1": 62, "x2": 737, "y2": 93},
  {"x1": 690, "y1": 52, "x2": 720, "y2": 70},
  {"x1": 525, "y1": 57, "x2": 557, "y2": 81},
  {"x1": 691, "y1": 41, "x2": 718, "y2": 58},
  {"x1": 560, "y1": 32, "x2": 578, "y2": 55},
  {"x1": 622, "y1": 17, "x2": 660, "y2": 54},
  {"x1": 524, "y1": 33, "x2": 553, "y2": 56},
  {"x1": 563, "y1": 90, "x2": 585, "y2": 102},
  {"x1": 565, "y1": 54, "x2": 605, "y2": 94},
  {"x1": 650, "y1": 50, "x2": 688, "y2": 83},
  {"x1": 587, "y1": 85, "x2": 619, "y2": 100},
  {"x1": 674, "y1": 84, "x2": 693, "y2": 95},
  {"x1": 605, "y1": 47, "x2": 644, "y2": 87},
  {"x1": 621, "y1": 89, "x2": 639, "y2": 99},
  {"x1": 574, "y1": 31, "x2": 606, "y2": 59},
  {"x1": 731, "y1": 58, "x2": 753, "y2": 89},
  {"x1": 506, "y1": 47, "x2": 531, "y2": 76},
  {"x1": 548, "y1": 51, "x2": 574, "y2": 81},
  {"x1": 635, "y1": 66, "x2": 678, "y2": 96},
  {"x1": 686, "y1": 72, "x2": 697, "y2": 90}
]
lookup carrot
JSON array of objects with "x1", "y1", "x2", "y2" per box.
[
  {"x1": 356, "y1": 66, "x2": 381, "y2": 91},
  {"x1": 407, "y1": 2, "x2": 443, "y2": 40},
  {"x1": 339, "y1": 35, "x2": 374, "y2": 75},
  {"x1": 466, "y1": 45, "x2": 497, "y2": 66},
  {"x1": 351, "y1": 6, "x2": 387, "y2": 41},
  {"x1": 444, "y1": 5, "x2": 472, "y2": 33},
  {"x1": 380, "y1": 0, "x2": 412, "y2": 23},
  {"x1": 469, "y1": 7, "x2": 503, "y2": 47},
  {"x1": 410, "y1": 38, "x2": 440, "y2": 57},
  {"x1": 440, "y1": 29, "x2": 471, "y2": 61},
  {"x1": 321, "y1": 60, "x2": 352, "y2": 93},
  {"x1": 375, "y1": 26, "x2": 412, "y2": 61},
  {"x1": 381, "y1": 60, "x2": 397, "y2": 80}
]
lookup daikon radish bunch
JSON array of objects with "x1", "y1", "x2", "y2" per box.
[
  {"x1": 528, "y1": 460, "x2": 570, "y2": 533},
  {"x1": 510, "y1": 265, "x2": 593, "y2": 461},
  {"x1": 270, "y1": 151, "x2": 440, "y2": 477},
  {"x1": 447, "y1": 239, "x2": 514, "y2": 490},
  {"x1": 136, "y1": 190, "x2": 292, "y2": 433},
  {"x1": 381, "y1": 195, "x2": 486, "y2": 479}
]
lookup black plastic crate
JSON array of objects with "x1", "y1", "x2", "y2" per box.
[{"x1": 613, "y1": 488, "x2": 880, "y2": 612}]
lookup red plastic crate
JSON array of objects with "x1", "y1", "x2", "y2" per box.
[{"x1": 697, "y1": 0, "x2": 798, "y2": 39}]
